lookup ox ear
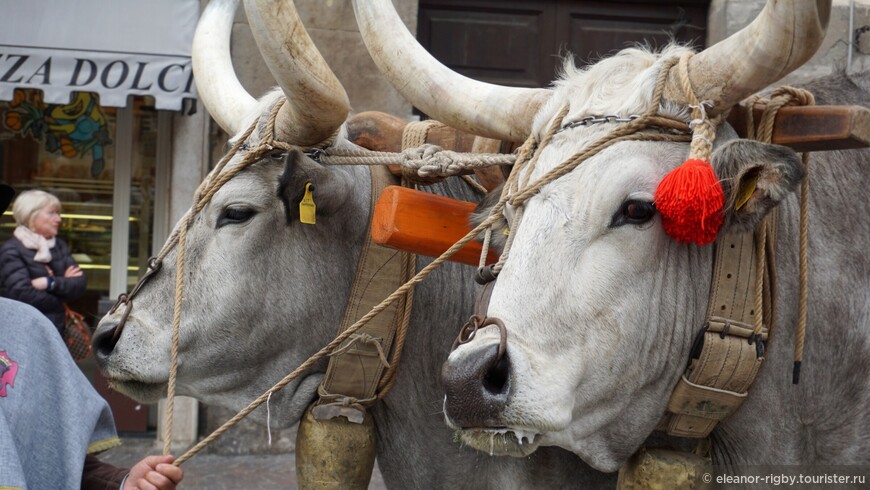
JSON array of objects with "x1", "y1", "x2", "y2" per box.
[
  {"x1": 470, "y1": 184, "x2": 508, "y2": 253},
  {"x1": 712, "y1": 140, "x2": 804, "y2": 234},
  {"x1": 278, "y1": 149, "x2": 353, "y2": 223}
]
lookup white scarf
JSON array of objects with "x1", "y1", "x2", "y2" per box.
[{"x1": 13, "y1": 226, "x2": 55, "y2": 263}]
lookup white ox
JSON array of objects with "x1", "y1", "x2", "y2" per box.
[
  {"x1": 92, "y1": 0, "x2": 613, "y2": 487},
  {"x1": 355, "y1": 0, "x2": 870, "y2": 474}
]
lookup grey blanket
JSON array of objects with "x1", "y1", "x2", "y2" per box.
[{"x1": 0, "y1": 297, "x2": 119, "y2": 489}]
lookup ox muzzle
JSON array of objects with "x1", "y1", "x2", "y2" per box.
[{"x1": 441, "y1": 314, "x2": 512, "y2": 428}]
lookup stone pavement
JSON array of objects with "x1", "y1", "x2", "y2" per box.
[{"x1": 99, "y1": 437, "x2": 387, "y2": 489}]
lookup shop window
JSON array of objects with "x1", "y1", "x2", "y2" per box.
[
  {"x1": 0, "y1": 88, "x2": 163, "y2": 434},
  {"x1": 0, "y1": 89, "x2": 116, "y2": 312}
]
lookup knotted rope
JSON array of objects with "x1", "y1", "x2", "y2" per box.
[
  {"x1": 316, "y1": 143, "x2": 515, "y2": 181},
  {"x1": 677, "y1": 53, "x2": 722, "y2": 163}
]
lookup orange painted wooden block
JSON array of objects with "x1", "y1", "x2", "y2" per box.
[{"x1": 372, "y1": 186, "x2": 498, "y2": 266}]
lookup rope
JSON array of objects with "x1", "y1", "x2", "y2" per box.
[
  {"x1": 461, "y1": 174, "x2": 489, "y2": 194},
  {"x1": 507, "y1": 57, "x2": 688, "y2": 209},
  {"x1": 477, "y1": 56, "x2": 692, "y2": 275},
  {"x1": 160, "y1": 102, "x2": 286, "y2": 455},
  {"x1": 743, "y1": 86, "x2": 814, "y2": 383},
  {"x1": 401, "y1": 119, "x2": 444, "y2": 150},
  {"x1": 375, "y1": 249, "x2": 416, "y2": 395},
  {"x1": 401, "y1": 119, "x2": 490, "y2": 192},
  {"x1": 318, "y1": 144, "x2": 516, "y2": 179},
  {"x1": 753, "y1": 219, "x2": 767, "y2": 338},
  {"x1": 794, "y1": 152, "x2": 810, "y2": 382},
  {"x1": 163, "y1": 211, "x2": 188, "y2": 455},
  {"x1": 174, "y1": 194, "x2": 510, "y2": 466},
  {"x1": 677, "y1": 53, "x2": 721, "y2": 162},
  {"x1": 160, "y1": 96, "x2": 514, "y2": 462}
]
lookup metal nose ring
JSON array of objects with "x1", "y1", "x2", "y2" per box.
[{"x1": 452, "y1": 315, "x2": 508, "y2": 361}]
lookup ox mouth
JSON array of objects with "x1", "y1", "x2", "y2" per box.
[
  {"x1": 455, "y1": 428, "x2": 541, "y2": 457},
  {"x1": 106, "y1": 378, "x2": 167, "y2": 403}
]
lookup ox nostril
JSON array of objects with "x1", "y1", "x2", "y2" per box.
[
  {"x1": 92, "y1": 325, "x2": 120, "y2": 361},
  {"x1": 483, "y1": 354, "x2": 510, "y2": 396},
  {"x1": 442, "y1": 343, "x2": 512, "y2": 427}
]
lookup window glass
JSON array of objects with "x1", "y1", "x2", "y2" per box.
[
  {"x1": 0, "y1": 89, "x2": 116, "y2": 319},
  {"x1": 129, "y1": 97, "x2": 158, "y2": 288}
]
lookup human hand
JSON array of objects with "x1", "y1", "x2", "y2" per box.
[
  {"x1": 123, "y1": 455, "x2": 184, "y2": 490},
  {"x1": 31, "y1": 277, "x2": 49, "y2": 290},
  {"x1": 64, "y1": 265, "x2": 83, "y2": 277}
]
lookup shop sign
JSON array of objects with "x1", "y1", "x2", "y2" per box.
[
  {"x1": 0, "y1": 50, "x2": 193, "y2": 109},
  {"x1": 0, "y1": 0, "x2": 199, "y2": 111}
]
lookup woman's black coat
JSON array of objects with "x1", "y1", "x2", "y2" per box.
[{"x1": 0, "y1": 237, "x2": 87, "y2": 335}]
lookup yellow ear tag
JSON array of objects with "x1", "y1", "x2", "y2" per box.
[
  {"x1": 299, "y1": 183, "x2": 316, "y2": 225},
  {"x1": 734, "y1": 172, "x2": 759, "y2": 211}
]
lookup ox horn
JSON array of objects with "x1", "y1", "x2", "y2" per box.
[
  {"x1": 678, "y1": 0, "x2": 831, "y2": 113},
  {"x1": 192, "y1": 0, "x2": 257, "y2": 136},
  {"x1": 243, "y1": 0, "x2": 350, "y2": 147},
  {"x1": 353, "y1": 0, "x2": 549, "y2": 143}
]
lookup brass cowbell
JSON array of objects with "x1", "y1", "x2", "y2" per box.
[{"x1": 295, "y1": 404, "x2": 377, "y2": 489}]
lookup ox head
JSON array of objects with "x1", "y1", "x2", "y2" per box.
[
  {"x1": 92, "y1": 0, "x2": 368, "y2": 426},
  {"x1": 354, "y1": 0, "x2": 829, "y2": 471}
]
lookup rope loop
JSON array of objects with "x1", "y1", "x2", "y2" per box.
[
  {"x1": 742, "y1": 86, "x2": 814, "y2": 384},
  {"x1": 329, "y1": 333, "x2": 391, "y2": 369}
]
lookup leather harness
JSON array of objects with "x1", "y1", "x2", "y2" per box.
[
  {"x1": 314, "y1": 164, "x2": 409, "y2": 423},
  {"x1": 663, "y1": 216, "x2": 776, "y2": 438}
]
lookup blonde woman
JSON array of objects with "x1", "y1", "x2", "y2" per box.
[{"x1": 0, "y1": 189, "x2": 86, "y2": 337}]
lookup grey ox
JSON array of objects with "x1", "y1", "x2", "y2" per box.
[
  {"x1": 355, "y1": 0, "x2": 870, "y2": 475},
  {"x1": 92, "y1": 0, "x2": 611, "y2": 488}
]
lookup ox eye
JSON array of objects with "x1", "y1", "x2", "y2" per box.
[
  {"x1": 611, "y1": 199, "x2": 656, "y2": 228},
  {"x1": 217, "y1": 207, "x2": 257, "y2": 228}
]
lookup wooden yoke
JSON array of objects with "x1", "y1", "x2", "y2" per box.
[
  {"x1": 348, "y1": 106, "x2": 870, "y2": 266},
  {"x1": 372, "y1": 186, "x2": 497, "y2": 267},
  {"x1": 727, "y1": 104, "x2": 870, "y2": 151},
  {"x1": 346, "y1": 111, "x2": 506, "y2": 266}
]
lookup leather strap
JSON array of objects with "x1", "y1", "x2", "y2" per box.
[
  {"x1": 315, "y1": 165, "x2": 409, "y2": 423},
  {"x1": 665, "y1": 220, "x2": 776, "y2": 438}
]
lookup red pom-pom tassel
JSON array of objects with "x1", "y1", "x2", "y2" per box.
[{"x1": 654, "y1": 158, "x2": 724, "y2": 245}]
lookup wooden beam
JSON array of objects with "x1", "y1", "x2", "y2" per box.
[
  {"x1": 728, "y1": 104, "x2": 870, "y2": 152},
  {"x1": 347, "y1": 106, "x2": 870, "y2": 162},
  {"x1": 361, "y1": 106, "x2": 870, "y2": 267},
  {"x1": 372, "y1": 185, "x2": 497, "y2": 266}
]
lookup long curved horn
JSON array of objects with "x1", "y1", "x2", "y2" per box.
[
  {"x1": 353, "y1": 0, "x2": 549, "y2": 143},
  {"x1": 676, "y1": 0, "x2": 831, "y2": 113},
  {"x1": 243, "y1": 0, "x2": 349, "y2": 147},
  {"x1": 192, "y1": 0, "x2": 257, "y2": 136}
]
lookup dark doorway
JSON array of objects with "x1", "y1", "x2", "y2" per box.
[{"x1": 418, "y1": 0, "x2": 710, "y2": 89}]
